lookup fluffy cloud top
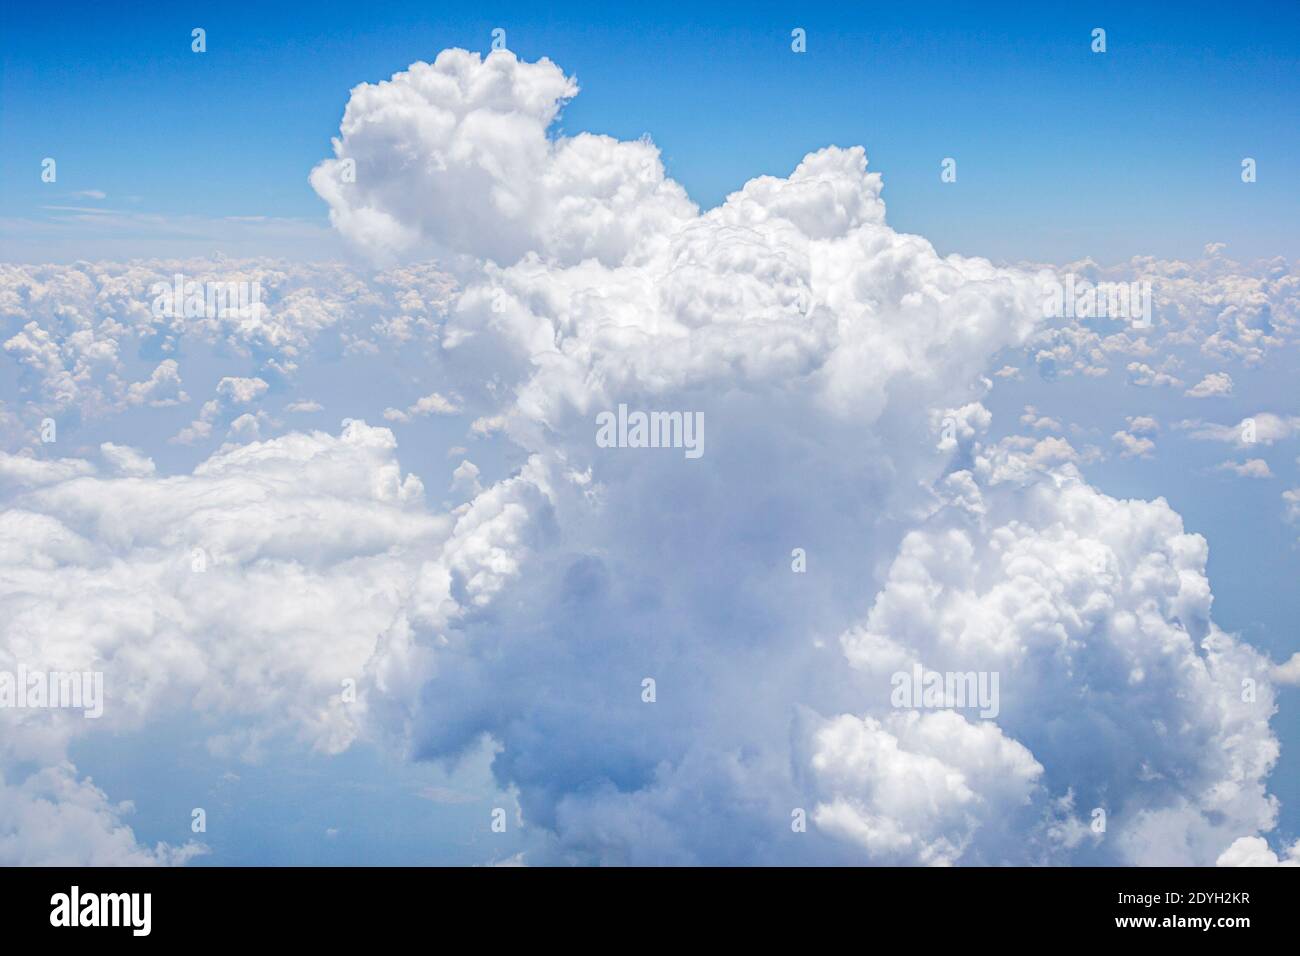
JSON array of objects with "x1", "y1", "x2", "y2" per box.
[{"x1": 310, "y1": 49, "x2": 696, "y2": 267}]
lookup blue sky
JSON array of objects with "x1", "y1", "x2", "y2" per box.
[
  {"x1": 3, "y1": 0, "x2": 1298, "y2": 263},
  {"x1": 1, "y1": 2, "x2": 1298, "y2": 867}
]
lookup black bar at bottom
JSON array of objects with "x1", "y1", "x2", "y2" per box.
[{"x1": 0, "y1": 866, "x2": 1286, "y2": 941}]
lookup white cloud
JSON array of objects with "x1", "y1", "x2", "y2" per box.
[
  {"x1": 173, "y1": 377, "x2": 270, "y2": 445},
  {"x1": 808, "y1": 710, "x2": 1042, "y2": 865},
  {"x1": 449, "y1": 459, "x2": 482, "y2": 497},
  {"x1": 1216, "y1": 835, "x2": 1300, "y2": 867},
  {"x1": 0, "y1": 765, "x2": 206, "y2": 866},
  {"x1": 0, "y1": 418, "x2": 559, "y2": 860},
  {"x1": 0, "y1": 452, "x2": 95, "y2": 491},
  {"x1": 1271, "y1": 652, "x2": 1300, "y2": 686},
  {"x1": 1185, "y1": 371, "x2": 1233, "y2": 398},
  {"x1": 1215, "y1": 458, "x2": 1272, "y2": 479},
  {"x1": 100, "y1": 443, "x2": 156, "y2": 477},
  {"x1": 1125, "y1": 415, "x2": 1159, "y2": 436},
  {"x1": 1126, "y1": 362, "x2": 1182, "y2": 388},
  {"x1": 310, "y1": 49, "x2": 697, "y2": 267},
  {"x1": 383, "y1": 391, "x2": 462, "y2": 424},
  {"x1": 216, "y1": 376, "x2": 269, "y2": 405},
  {"x1": 2, "y1": 423, "x2": 444, "y2": 756},
  {"x1": 1112, "y1": 430, "x2": 1156, "y2": 459},
  {"x1": 125, "y1": 359, "x2": 189, "y2": 407},
  {"x1": 0, "y1": 259, "x2": 457, "y2": 426},
  {"x1": 836, "y1": 457, "x2": 1281, "y2": 865},
  {"x1": 1024, "y1": 250, "x2": 1299, "y2": 374},
  {"x1": 1179, "y1": 413, "x2": 1300, "y2": 447},
  {"x1": 1020, "y1": 405, "x2": 1062, "y2": 432}
]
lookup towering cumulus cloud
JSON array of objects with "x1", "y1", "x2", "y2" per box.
[
  {"x1": 304, "y1": 49, "x2": 1288, "y2": 864},
  {"x1": 0, "y1": 49, "x2": 1288, "y2": 864}
]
